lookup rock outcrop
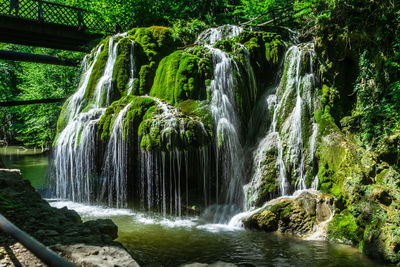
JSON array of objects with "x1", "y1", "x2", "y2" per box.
[
  {"x1": 243, "y1": 190, "x2": 334, "y2": 239},
  {"x1": 0, "y1": 169, "x2": 138, "y2": 267}
]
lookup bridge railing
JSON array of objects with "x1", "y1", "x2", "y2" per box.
[
  {"x1": 0, "y1": 0, "x2": 113, "y2": 33},
  {"x1": 240, "y1": 2, "x2": 309, "y2": 27}
]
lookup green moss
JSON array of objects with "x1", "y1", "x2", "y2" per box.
[
  {"x1": 269, "y1": 200, "x2": 290, "y2": 213},
  {"x1": 280, "y1": 203, "x2": 293, "y2": 220},
  {"x1": 112, "y1": 38, "x2": 132, "y2": 98},
  {"x1": 98, "y1": 96, "x2": 212, "y2": 152},
  {"x1": 55, "y1": 98, "x2": 71, "y2": 136},
  {"x1": 328, "y1": 210, "x2": 362, "y2": 245},
  {"x1": 138, "y1": 99, "x2": 212, "y2": 151},
  {"x1": 265, "y1": 39, "x2": 284, "y2": 65},
  {"x1": 127, "y1": 26, "x2": 178, "y2": 95},
  {"x1": 150, "y1": 47, "x2": 211, "y2": 106},
  {"x1": 98, "y1": 95, "x2": 156, "y2": 141},
  {"x1": 235, "y1": 31, "x2": 284, "y2": 67},
  {"x1": 84, "y1": 39, "x2": 109, "y2": 102}
]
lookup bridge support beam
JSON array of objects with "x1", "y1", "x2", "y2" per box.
[
  {"x1": 0, "y1": 16, "x2": 103, "y2": 52},
  {"x1": 0, "y1": 50, "x2": 80, "y2": 66},
  {"x1": 0, "y1": 98, "x2": 67, "y2": 107}
]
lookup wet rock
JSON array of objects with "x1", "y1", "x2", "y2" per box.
[
  {"x1": 376, "y1": 133, "x2": 400, "y2": 166},
  {"x1": 84, "y1": 219, "x2": 118, "y2": 240},
  {"x1": 51, "y1": 244, "x2": 139, "y2": 267},
  {"x1": 244, "y1": 191, "x2": 334, "y2": 238}
]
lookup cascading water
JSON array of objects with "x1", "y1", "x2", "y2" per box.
[
  {"x1": 207, "y1": 47, "x2": 244, "y2": 221},
  {"x1": 244, "y1": 42, "x2": 318, "y2": 209},
  {"x1": 99, "y1": 103, "x2": 132, "y2": 208},
  {"x1": 195, "y1": 25, "x2": 250, "y2": 222},
  {"x1": 127, "y1": 40, "x2": 136, "y2": 95},
  {"x1": 136, "y1": 97, "x2": 212, "y2": 216},
  {"x1": 195, "y1": 25, "x2": 243, "y2": 45},
  {"x1": 52, "y1": 34, "x2": 129, "y2": 203},
  {"x1": 52, "y1": 24, "x2": 321, "y2": 228}
]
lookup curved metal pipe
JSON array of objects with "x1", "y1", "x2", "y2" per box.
[{"x1": 0, "y1": 213, "x2": 77, "y2": 267}]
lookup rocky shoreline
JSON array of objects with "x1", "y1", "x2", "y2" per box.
[{"x1": 0, "y1": 169, "x2": 138, "y2": 267}]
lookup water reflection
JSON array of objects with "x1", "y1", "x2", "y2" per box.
[{"x1": 0, "y1": 146, "x2": 48, "y2": 189}]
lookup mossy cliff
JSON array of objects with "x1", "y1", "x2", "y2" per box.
[
  {"x1": 51, "y1": 19, "x2": 400, "y2": 263},
  {"x1": 128, "y1": 26, "x2": 178, "y2": 95},
  {"x1": 56, "y1": 26, "x2": 178, "y2": 136},
  {"x1": 312, "y1": 0, "x2": 400, "y2": 263}
]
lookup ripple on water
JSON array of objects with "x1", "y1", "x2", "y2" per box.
[{"x1": 47, "y1": 200, "x2": 386, "y2": 267}]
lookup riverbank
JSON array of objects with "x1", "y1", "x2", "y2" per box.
[{"x1": 0, "y1": 169, "x2": 138, "y2": 266}]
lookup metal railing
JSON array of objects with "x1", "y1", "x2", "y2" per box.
[
  {"x1": 240, "y1": 2, "x2": 309, "y2": 27},
  {"x1": 0, "y1": 213, "x2": 77, "y2": 267},
  {"x1": 0, "y1": 0, "x2": 113, "y2": 33}
]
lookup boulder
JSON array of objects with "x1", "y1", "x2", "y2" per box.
[{"x1": 244, "y1": 190, "x2": 334, "y2": 238}]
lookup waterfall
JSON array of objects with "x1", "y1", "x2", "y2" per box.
[
  {"x1": 135, "y1": 97, "x2": 212, "y2": 216},
  {"x1": 52, "y1": 24, "x2": 321, "y2": 226},
  {"x1": 195, "y1": 25, "x2": 243, "y2": 45},
  {"x1": 127, "y1": 40, "x2": 135, "y2": 95},
  {"x1": 52, "y1": 34, "x2": 128, "y2": 203},
  {"x1": 99, "y1": 103, "x2": 132, "y2": 208},
  {"x1": 196, "y1": 25, "x2": 247, "y2": 222},
  {"x1": 244, "y1": 42, "x2": 318, "y2": 208}
]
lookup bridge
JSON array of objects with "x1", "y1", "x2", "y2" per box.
[
  {"x1": 0, "y1": 0, "x2": 115, "y2": 107},
  {"x1": 0, "y1": 0, "x2": 113, "y2": 52}
]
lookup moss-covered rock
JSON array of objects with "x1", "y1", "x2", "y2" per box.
[
  {"x1": 128, "y1": 26, "x2": 179, "y2": 95},
  {"x1": 328, "y1": 210, "x2": 362, "y2": 245},
  {"x1": 244, "y1": 191, "x2": 334, "y2": 238},
  {"x1": 138, "y1": 101, "x2": 212, "y2": 151},
  {"x1": 98, "y1": 95, "x2": 212, "y2": 152},
  {"x1": 245, "y1": 133, "x2": 280, "y2": 208},
  {"x1": 212, "y1": 31, "x2": 285, "y2": 127},
  {"x1": 150, "y1": 46, "x2": 212, "y2": 105}
]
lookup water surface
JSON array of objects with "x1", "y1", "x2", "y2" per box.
[
  {"x1": 2, "y1": 147, "x2": 388, "y2": 267},
  {"x1": 49, "y1": 200, "x2": 386, "y2": 267},
  {"x1": 0, "y1": 146, "x2": 48, "y2": 188}
]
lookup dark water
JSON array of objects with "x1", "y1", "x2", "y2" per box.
[{"x1": 3, "y1": 147, "x2": 389, "y2": 267}]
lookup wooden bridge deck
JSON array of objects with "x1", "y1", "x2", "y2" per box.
[{"x1": 0, "y1": 0, "x2": 112, "y2": 51}]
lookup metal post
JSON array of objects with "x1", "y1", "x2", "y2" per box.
[
  {"x1": 0, "y1": 214, "x2": 77, "y2": 267},
  {"x1": 38, "y1": 0, "x2": 44, "y2": 21}
]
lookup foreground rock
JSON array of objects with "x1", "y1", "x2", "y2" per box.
[
  {"x1": 243, "y1": 190, "x2": 334, "y2": 239},
  {"x1": 0, "y1": 242, "x2": 45, "y2": 267},
  {"x1": 0, "y1": 169, "x2": 138, "y2": 266},
  {"x1": 51, "y1": 244, "x2": 139, "y2": 267}
]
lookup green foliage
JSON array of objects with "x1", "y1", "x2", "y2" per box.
[
  {"x1": 0, "y1": 44, "x2": 82, "y2": 148},
  {"x1": 69, "y1": 0, "x2": 233, "y2": 30},
  {"x1": 172, "y1": 19, "x2": 209, "y2": 46}
]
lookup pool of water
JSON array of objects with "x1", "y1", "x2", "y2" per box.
[
  {"x1": 0, "y1": 146, "x2": 49, "y2": 189},
  {"x1": 2, "y1": 146, "x2": 388, "y2": 266},
  {"x1": 48, "y1": 200, "x2": 385, "y2": 267}
]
